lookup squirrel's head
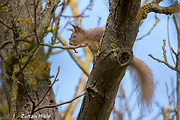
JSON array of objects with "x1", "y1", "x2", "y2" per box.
[{"x1": 68, "y1": 24, "x2": 86, "y2": 46}]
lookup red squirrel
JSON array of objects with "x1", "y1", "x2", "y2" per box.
[{"x1": 69, "y1": 24, "x2": 154, "y2": 107}]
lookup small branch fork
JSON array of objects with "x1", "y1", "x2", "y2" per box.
[{"x1": 149, "y1": 40, "x2": 180, "y2": 74}]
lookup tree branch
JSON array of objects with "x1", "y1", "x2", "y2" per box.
[{"x1": 40, "y1": 43, "x2": 87, "y2": 49}]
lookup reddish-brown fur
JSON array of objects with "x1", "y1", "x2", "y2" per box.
[{"x1": 69, "y1": 25, "x2": 154, "y2": 107}]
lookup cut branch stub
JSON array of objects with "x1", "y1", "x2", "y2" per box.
[{"x1": 96, "y1": 47, "x2": 133, "y2": 71}]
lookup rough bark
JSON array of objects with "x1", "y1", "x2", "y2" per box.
[
  {"x1": 77, "y1": 0, "x2": 141, "y2": 120},
  {"x1": 0, "y1": 0, "x2": 60, "y2": 119}
]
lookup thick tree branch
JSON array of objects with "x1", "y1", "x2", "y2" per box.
[
  {"x1": 145, "y1": 3, "x2": 180, "y2": 15},
  {"x1": 137, "y1": 1, "x2": 180, "y2": 21}
]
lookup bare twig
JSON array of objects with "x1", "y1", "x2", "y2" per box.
[
  {"x1": 160, "y1": 80, "x2": 177, "y2": 119},
  {"x1": 59, "y1": 21, "x2": 71, "y2": 34},
  {"x1": 40, "y1": 43, "x2": 87, "y2": 49},
  {"x1": 51, "y1": 50, "x2": 64, "y2": 55},
  {"x1": 61, "y1": 14, "x2": 88, "y2": 18},
  {"x1": 40, "y1": 0, "x2": 48, "y2": 14},
  {"x1": 162, "y1": 40, "x2": 167, "y2": 62},
  {"x1": 34, "y1": 93, "x2": 84, "y2": 113},
  {"x1": 136, "y1": 15, "x2": 159, "y2": 40},
  {"x1": 171, "y1": 47, "x2": 180, "y2": 69},
  {"x1": 81, "y1": 0, "x2": 94, "y2": 14}
]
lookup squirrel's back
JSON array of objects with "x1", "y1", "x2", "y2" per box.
[
  {"x1": 85, "y1": 27, "x2": 105, "y2": 55},
  {"x1": 85, "y1": 27, "x2": 105, "y2": 42}
]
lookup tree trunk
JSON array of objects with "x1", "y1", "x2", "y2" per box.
[
  {"x1": 0, "y1": 0, "x2": 60, "y2": 119},
  {"x1": 77, "y1": 0, "x2": 141, "y2": 119}
]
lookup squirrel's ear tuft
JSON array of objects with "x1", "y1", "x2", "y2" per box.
[
  {"x1": 68, "y1": 28, "x2": 74, "y2": 32},
  {"x1": 71, "y1": 24, "x2": 76, "y2": 28},
  {"x1": 74, "y1": 26, "x2": 83, "y2": 33},
  {"x1": 70, "y1": 24, "x2": 84, "y2": 33}
]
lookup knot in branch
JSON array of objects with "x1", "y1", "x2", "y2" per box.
[{"x1": 114, "y1": 48, "x2": 133, "y2": 67}]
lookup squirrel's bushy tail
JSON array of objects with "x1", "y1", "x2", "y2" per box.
[{"x1": 128, "y1": 57, "x2": 154, "y2": 107}]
